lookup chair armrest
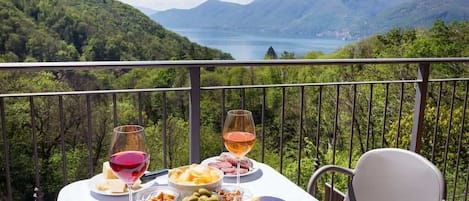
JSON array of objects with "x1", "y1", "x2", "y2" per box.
[{"x1": 307, "y1": 165, "x2": 354, "y2": 196}]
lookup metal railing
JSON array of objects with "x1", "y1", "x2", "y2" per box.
[{"x1": 0, "y1": 58, "x2": 468, "y2": 201}]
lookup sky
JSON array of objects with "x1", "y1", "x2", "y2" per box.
[{"x1": 118, "y1": 0, "x2": 254, "y2": 11}]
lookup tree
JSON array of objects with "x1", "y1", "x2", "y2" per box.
[
  {"x1": 280, "y1": 51, "x2": 295, "y2": 59},
  {"x1": 264, "y1": 46, "x2": 278, "y2": 59}
]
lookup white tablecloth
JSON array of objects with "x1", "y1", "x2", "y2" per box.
[{"x1": 57, "y1": 162, "x2": 317, "y2": 201}]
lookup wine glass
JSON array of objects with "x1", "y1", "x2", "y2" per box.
[
  {"x1": 222, "y1": 110, "x2": 256, "y2": 189},
  {"x1": 109, "y1": 125, "x2": 149, "y2": 201}
]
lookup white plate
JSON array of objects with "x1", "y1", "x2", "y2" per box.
[
  {"x1": 88, "y1": 173, "x2": 156, "y2": 196},
  {"x1": 201, "y1": 156, "x2": 260, "y2": 177}
]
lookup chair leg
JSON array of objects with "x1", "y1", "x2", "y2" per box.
[{"x1": 325, "y1": 183, "x2": 345, "y2": 201}]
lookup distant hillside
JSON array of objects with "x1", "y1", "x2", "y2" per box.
[
  {"x1": 135, "y1": 5, "x2": 158, "y2": 16},
  {"x1": 0, "y1": 0, "x2": 232, "y2": 62},
  {"x1": 151, "y1": 0, "x2": 469, "y2": 39},
  {"x1": 372, "y1": 0, "x2": 469, "y2": 32}
]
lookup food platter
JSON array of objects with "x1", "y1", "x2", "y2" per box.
[
  {"x1": 201, "y1": 156, "x2": 260, "y2": 178},
  {"x1": 88, "y1": 173, "x2": 156, "y2": 196}
]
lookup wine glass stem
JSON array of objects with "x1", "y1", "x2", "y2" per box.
[
  {"x1": 127, "y1": 184, "x2": 133, "y2": 201},
  {"x1": 236, "y1": 159, "x2": 241, "y2": 187}
]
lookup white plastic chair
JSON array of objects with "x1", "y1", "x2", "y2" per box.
[{"x1": 307, "y1": 148, "x2": 446, "y2": 201}]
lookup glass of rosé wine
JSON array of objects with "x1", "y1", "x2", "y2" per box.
[
  {"x1": 109, "y1": 125, "x2": 149, "y2": 201},
  {"x1": 222, "y1": 110, "x2": 256, "y2": 190}
]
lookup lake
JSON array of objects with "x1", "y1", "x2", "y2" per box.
[{"x1": 168, "y1": 28, "x2": 353, "y2": 60}]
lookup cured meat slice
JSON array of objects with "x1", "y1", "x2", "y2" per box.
[
  {"x1": 239, "y1": 160, "x2": 252, "y2": 169},
  {"x1": 207, "y1": 161, "x2": 233, "y2": 169},
  {"x1": 217, "y1": 161, "x2": 233, "y2": 168},
  {"x1": 224, "y1": 168, "x2": 248, "y2": 175},
  {"x1": 207, "y1": 162, "x2": 221, "y2": 168},
  {"x1": 218, "y1": 152, "x2": 253, "y2": 169},
  {"x1": 205, "y1": 152, "x2": 255, "y2": 175},
  {"x1": 221, "y1": 167, "x2": 236, "y2": 173},
  {"x1": 238, "y1": 168, "x2": 249, "y2": 174}
]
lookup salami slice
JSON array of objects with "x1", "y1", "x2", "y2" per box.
[
  {"x1": 207, "y1": 162, "x2": 221, "y2": 168},
  {"x1": 239, "y1": 159, "x2": 252, "y2": 169},
  {"x1": 217, "y1": 161, "x2": 233, "y2": 168},
  {"x1": 221, "y1": 167, "x2": 236, "y2": 173},
  {"x1": 204, "y1": 153, "x2": 256, "y2": 176},
  {"x1": 238, "y1": 168, "x2": 249, "y2": 174}
]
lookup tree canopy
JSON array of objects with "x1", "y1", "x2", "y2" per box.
[{"x1": 0, "y1": 0, "x2": 233, "y2": 62}]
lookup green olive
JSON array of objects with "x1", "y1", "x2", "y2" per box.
[
  {"x1": 198, "y1": 188, "x2": 212, "y2": 196},
  {"x1": 199, "y1": 198, "x2": 209, "y2": 201},
  {"x1": 186, "y1": 195, "x2": 198, "y2": 201},
  {"x1": 207, "y1": 195, "x2": 219, "y2": 201},
  {"x1": 192, "y1": 192, "x2": 201, "y2": 197}
]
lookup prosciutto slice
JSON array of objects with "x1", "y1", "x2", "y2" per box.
[{"x1": 207, "y1": 152, "x2": 254, "y2": 175}]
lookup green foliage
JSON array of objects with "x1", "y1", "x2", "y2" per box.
[
  {"x1": 280, "y1": 51, "x2": 296, "y2": 59},
  {"x1": 303, "y1": 51, "x2": 325, "y2": 59},
  {"x1": 0, "y1": 0, "x2": 233, "y2": 61},
  {"x1": 264, "y1": 46, "x2": 278, "y2": 59}
]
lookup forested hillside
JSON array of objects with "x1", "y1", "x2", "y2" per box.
[
  {"x1": 373, "y1": 0, "x2": 469, "y2": 32},
  {"x1": 0, "y1": 0, "x2": 232, "y2": 62},
  {"x1": 0, "y1": 0, "x2": 469, "y2": 200}
]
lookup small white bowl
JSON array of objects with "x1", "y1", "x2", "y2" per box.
[
  {"x1": 168, "y1": 165, "x2": 223, "y2": 196},
  {"x1": 218, "y1": 185, "x2": 253, "y2": 201},
  {"x1": 136, "y1": 186, "x2": 179, "y2": 201}
]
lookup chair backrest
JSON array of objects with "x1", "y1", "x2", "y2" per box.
[{"x1": 347, "y1": 148, "x2": 445, "y2": 201}]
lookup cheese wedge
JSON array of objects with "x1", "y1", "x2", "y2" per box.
[
  {"x1": 95, "y1": 181, "x2": 109, "y2": 191},
  {"x1": 103, "y1": 161, "x2": 118, "y2": 179},
  {"x1": 132, "y1": 179, "x2": 142, "y2": 189},
  {"x1": 106, "y1": 179, "x2": 126, "y2": 193}
]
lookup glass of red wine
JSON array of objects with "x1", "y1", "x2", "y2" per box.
[{"x1": 109, "y1": 125, "x2": 149, "y2": 201}]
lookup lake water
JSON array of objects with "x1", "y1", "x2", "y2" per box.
[{"x1": 168, "y1": 28, "x2": 352, "y2": 60}]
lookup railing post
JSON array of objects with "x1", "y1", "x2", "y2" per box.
[
  {"x1": 1, "y1": 98, "x2": 13, "y2": 201},
  {"x1": 189, "y1": 67, "x2": 201, "y2": 163},
  {"x1": 410, "y1": 63, "x2": 430, "y2": 153}
]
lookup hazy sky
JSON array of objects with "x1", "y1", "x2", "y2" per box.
[{"x1": 118, "y1": 0, "x2": 254, "y2": 11}]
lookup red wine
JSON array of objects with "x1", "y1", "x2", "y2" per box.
[{"x1": 109, "y1": 151, "x2": 149, "y2": 184}]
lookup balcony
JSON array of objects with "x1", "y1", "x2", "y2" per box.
[{"x1": 0, "y1": 58, "x2": 468, "y2": 201}]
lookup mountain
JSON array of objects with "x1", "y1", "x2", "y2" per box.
[
  {"x1": 372, "y1": 0, "x2": 469, "y2": 31},
  {"x1": 134, "y1": 5, "x2": 159, "y2": 16},
  {"x1": 152, "y1": 0, "x2": 245, "y2": 29},
  {"x1": 151, "y1": 0, "x2": 469, "y2": 39},
  {"x1": 0, "y1": 0, "x2": 232, "y2": 62}
]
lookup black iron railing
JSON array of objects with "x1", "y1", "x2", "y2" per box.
[{"x1": 0, "y1": 58, "x2": 468, "y2": 201}]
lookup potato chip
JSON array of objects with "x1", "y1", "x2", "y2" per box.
[{"x1": 169, "y1": 164, "x2": 221, "y2": 185}]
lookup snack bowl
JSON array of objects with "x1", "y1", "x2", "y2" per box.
[
  {"x1": 218, "y1": 185, "x2": 252, "y2": 201},
  {"x1": 136, "y1": 186, "x2": 179, "y2": 201},
  {"x1": 168, "y1": 164, "x2": 223, "y2": 196},
  {"x1": 181, "y1": 188, "x2": 220, "y2": 201}
]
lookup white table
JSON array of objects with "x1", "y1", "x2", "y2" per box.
[{"x1": 57, "y1": 162, "x2": 317, "y2": 201}]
